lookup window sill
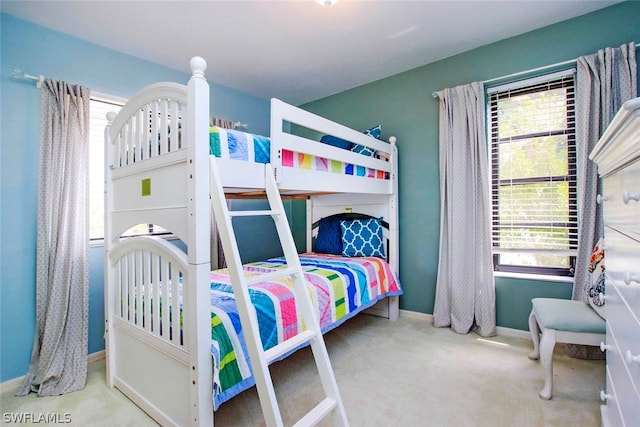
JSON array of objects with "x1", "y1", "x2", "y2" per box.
[
  {"x1": 494, "y1": 271, "x2": 574, "y2": 284},
  {"x1": 90, "y1": 239, "x2": 105, "y2": 248}
]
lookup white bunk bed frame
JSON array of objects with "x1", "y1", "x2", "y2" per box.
[{"x1": 104, "y1": 57, "x2": 399, "y2": 426}]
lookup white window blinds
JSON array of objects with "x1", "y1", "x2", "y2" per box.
[{"x1": 489, "y1": 71, "x2": 577, "y2": 274}]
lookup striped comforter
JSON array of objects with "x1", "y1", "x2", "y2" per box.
[
  {"x1": 208, "y1": 253, "x2": 402, "y2": 409},
  {"x1": 209, "y1": 126, "x2": 271, "y2": 163}
]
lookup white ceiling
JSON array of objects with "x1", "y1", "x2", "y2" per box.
[{"x1": 2, "y1": 0, "x2": 621, "y2": 105}]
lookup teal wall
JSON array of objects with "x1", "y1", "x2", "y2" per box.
[
  {"x1": 0, "y1": 14, "x2": 274, "y2": 382},
  {"x1": 302, "y1": 1, "x2": 640, "y2": 331}
]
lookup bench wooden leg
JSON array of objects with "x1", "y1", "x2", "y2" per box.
[
  {"x1": 539, "y1": 328, "x2": 556, "y2": 400},
  {"x1": 527, "y1": 299, "x2": 606, "y2": 401},
  {"x1": 528, "y1": 308, "x2": 556, "y2": 400},
  {"x1": 528, "y1": 310, "x2": 540, "y2": 360}
]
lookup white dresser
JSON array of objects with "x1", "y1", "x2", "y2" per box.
[{"x1": 590, "y1": 96, "x2": 640, "y2": 427}]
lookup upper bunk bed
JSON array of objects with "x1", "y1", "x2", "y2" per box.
[{"x1": 107, "y1": 73, "x2": 397, "y2": 199}]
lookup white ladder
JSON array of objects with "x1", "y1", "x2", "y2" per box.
[{"x1": 208, "y1": 159, "x2": 349, "y2": 427}]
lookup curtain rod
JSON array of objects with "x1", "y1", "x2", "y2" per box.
[
  {"x1": 485, "y1": 68, "x2": 576, "y2": 95},
  {"x1": 12, "y1": 69, "x2": 44, "y2": 88},
  {"x1": 431, "y1": 42, "x2": 640, "y2": 98}
]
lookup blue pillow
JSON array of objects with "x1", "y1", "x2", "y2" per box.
[
  {"x1": 340, "y1": 218, "x2": 385, "y2": 258},
  {"x1": 320, "y1": 135, "x2": 353, "y2": 150},
  {"x1": 320, "y1": 124, "x2": 382, "y2": 153},
  {"x1": 314, "y1": 216, "x2": 343, "y2": 255}
]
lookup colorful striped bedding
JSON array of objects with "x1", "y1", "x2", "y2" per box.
[
  {"x1": 281, "y1": 150, "x2": 387, "y2": 179},
  {"x1": 209, "y1": 126, "x2": 271, "y2": 163},
  {"x1": 208, "y1": 126, "x2": 388, "y2": 180},
  {"x1": 208, "y1": 253, "x2": 402, "y2": 409}
]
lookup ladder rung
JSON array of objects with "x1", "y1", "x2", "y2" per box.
[
  {"x1": 245, "y1": 267, "x2": 298, "y2": 286},
  {"x1": 228, "y1": 209, "x2": 281, "y2": 217},
  {"x1": 264, "y1": 330, "x2": 317, "y2": 364},
  {"x1": 292, "y1": 397, "x2": 337, "y2": 427}
]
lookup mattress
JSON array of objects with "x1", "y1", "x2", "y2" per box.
[
  {"x1": 209, "y1": 126, "x2": 388, "y2": 179},
  {"x1": 208, "y1": 253, "x2": 402, "y2": 409}
]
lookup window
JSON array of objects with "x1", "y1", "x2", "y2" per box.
[
  {"x1": 488, "y1": 71, "x2": 577, "y2": 276},
  {"x1": 89, "y1": 96, "x2": 168, "y2": 242},
  {"x1": 89, "y1": 96, "x2": 122, "y2": 241}
]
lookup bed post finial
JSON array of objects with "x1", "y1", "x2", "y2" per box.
[
  {"x1": 106, "y1": 111, "x2": 117, "y2": 125},
  {"x1": 388, "y1": 136, "x2": 397, "y2": 146},
  {"x1": 190, "y1": 56, "x2": 207, "y2": 79}
]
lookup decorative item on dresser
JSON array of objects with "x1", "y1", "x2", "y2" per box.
[{"x1": 589, "y1": 96, "x2": 640, "y2": 427}]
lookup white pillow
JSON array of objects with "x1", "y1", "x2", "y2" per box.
[{"x1": 584, "y1": 238, "x2": 605, "y2": 319}]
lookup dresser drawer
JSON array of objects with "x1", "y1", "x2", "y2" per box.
[
  {"x1": 606, "y1": 285, "x2": 640, "y2": 398},
  {"x1": 606, "y1": 324, "x2": 640, "y2": 422},
  {"x1": 604, "y1": 227, "x2": 640, "y2": 321},
  {"x1": 603, "y1": 366, "x2": 625, "y2": 427},
  {"x1": 602, "y1": 158, "x2": 640, "y2": 240}
]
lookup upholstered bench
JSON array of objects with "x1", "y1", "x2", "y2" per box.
[{"x1": 528, "y1": 297, "x2": 606, "y2": 400}]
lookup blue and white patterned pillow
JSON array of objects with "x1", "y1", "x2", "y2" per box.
[
  {"x1": 351, "y1": 124, "x2": 381, "y2": 157},
  {"x1": 351, "y1": 144, "x2": 376, "y2": 157},
  {"x1": 340, "y1": 218, "x2": 385, "y2": 258}
]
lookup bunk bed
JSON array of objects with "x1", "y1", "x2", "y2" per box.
[{"x1": 104, "y1": 57, "x2": 400, "y2": 426}]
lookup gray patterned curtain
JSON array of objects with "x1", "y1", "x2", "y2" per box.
[
  {"x1": 569, "y1": 42, "x2": 636, "y2": 359},
  {"x1": 573, "y1": 41, "x2": 637, "y2": 301},
  {"x1": 17, "y1": 80, "x2": 90, "y2": 396},
  {"x1": 434, "y1": 82, "x2": 496, "y2": 337}
]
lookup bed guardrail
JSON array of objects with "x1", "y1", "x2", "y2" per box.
[{"x1": 108, "y1": 236, "x2": 190, "y2": 355}]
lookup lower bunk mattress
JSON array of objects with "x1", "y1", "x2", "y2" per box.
[{"x1": 209, "y1": 253, "x2": 402, "y2": 409}]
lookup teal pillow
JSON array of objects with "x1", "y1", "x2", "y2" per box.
[
  {"x1": 364, "y1": 124, "x2": 381, "y2": 139},
  {"x1": 351, "y1": 144, "x2": 376, "y2": 157},
  {"x1": 340, "y1": 218, "x2": 385, "y2": 258},
  {"x1": 352, "y1": 124, "x2": 381, "y2": 157}
]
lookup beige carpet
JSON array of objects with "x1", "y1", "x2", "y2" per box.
[{"x1": 1, "y1": 314, "x2": 604, "y2": 426}]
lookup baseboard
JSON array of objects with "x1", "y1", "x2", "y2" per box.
[
  {"x1": 88, "y1": 350, "x2": 106, "y2": 363},
  {"x1": 0, "y1": 375, "x2": 25, "y2": 393},
  {"x1": 0, "y1": 350, "x2": 106, "y2": 393},
  {"x1": 399, "y1": 309, "x2": 434, "y2": 323},
  {"x1": 399, "y1": 310, "x2": 532, "y2": 341}
]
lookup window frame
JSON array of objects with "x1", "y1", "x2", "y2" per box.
[{"x1": 488, "y1": 71, "x2": 577, "y2": 277}]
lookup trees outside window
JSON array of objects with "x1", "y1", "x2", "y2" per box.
[{"x1": 489, "y1": 72, "x2": 577, "y2": 276}]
